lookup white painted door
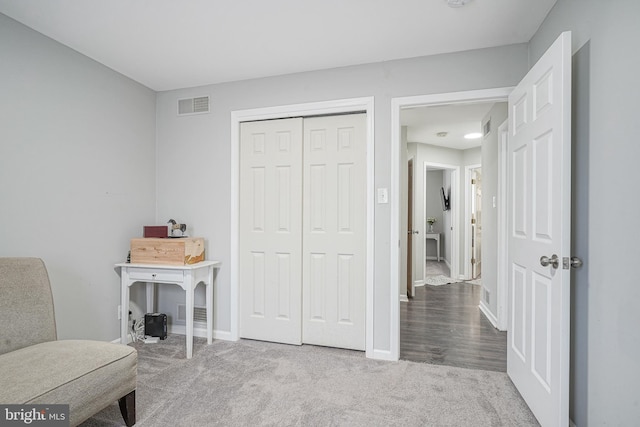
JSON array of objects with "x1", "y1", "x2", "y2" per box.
[
  {"x1": 507, "y1": 32, "x2": 571, "y2": 427},
  {"x1": 239, "y1": 118, "x2": 303, "y2": 345},
  {"x1": 302, "y1": 114, "x2": 367, "y2": 351},
  {"x1": 472, "y1": 168, "x2": 482, "y2": 279}
]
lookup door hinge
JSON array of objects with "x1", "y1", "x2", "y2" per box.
[
  {"x1": 471, "y1": 218, "x2": 476, "y2": 224},
  {"x1": 471, "y1": 258, "x2": 476, "y2": 264},
  {"x1": 471, "y1": 178, "x2": 476, "y2": 185}
]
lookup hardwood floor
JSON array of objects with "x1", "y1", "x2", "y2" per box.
[{"x1": 400, "y1": 277, "x2": 507, "y2": 372}]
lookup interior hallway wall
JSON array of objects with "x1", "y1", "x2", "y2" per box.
[
  {"x1": 479, "y1": 103, "x2": 507, "y2": 320},
  {"x1": 0, "y1": 13, "x2": 157, "y2": 341}
]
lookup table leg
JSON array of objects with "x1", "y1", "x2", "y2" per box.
[
  {"x1": 146, "y1": 282, "x2": 155, "y2": 313},
  {"x1": 185, "y1": 279, "x2": 194, "y2": 359},
  {"x1": 206, "y1": 268, "x2": 213, "y2": 345},
  {"x1": 121, "y1": 283, "x2": 130, "y2": 345}
]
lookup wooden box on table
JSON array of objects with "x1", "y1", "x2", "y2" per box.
[{"x1": 130, "y1": 237, "x2": 205, "y2": 265}]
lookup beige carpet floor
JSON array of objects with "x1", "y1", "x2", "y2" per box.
[{"x1": 82, "y1": 335, "x2": 538, "y2": 426}]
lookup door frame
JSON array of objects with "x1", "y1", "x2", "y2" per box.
[
  {"x1": 464, "y1": 164, "x2": 481, "y2": 280},
  {"x1": 230, "y1": 97, "x2": 375, "y2": 357},
  {"x1": 422, "y1": 162, "x2": 460, "y2": 281},
  {"x1": 496, "y1": 119, "x2": 509, "y2": 331},
  {"x1": 390, "y1": 88, "x2": 513, "y2": 360}
]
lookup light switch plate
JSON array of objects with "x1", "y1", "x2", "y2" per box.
[{"x1": 377, "y1": 188, "x2": 388, "y2": 204}]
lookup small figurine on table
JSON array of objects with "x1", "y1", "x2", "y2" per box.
[{"x1": 167, "y1": 219, "x2": 187, "y2": 237}]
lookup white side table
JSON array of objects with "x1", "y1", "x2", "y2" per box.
[
  {"x1": 425, "y1": 233, "x2": 441, "y2": 262},
  {"x1": 116, "y1": 260, "x2": 221, "y2": 359}
]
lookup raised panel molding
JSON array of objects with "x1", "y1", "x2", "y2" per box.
[
  {"x1": 533, "y1": 131, "x2": 553, "y2": 242},
  {"x1": 534, "y1": 68, "x2": 554, "y2": 120},
  {"x1": 338, "y1": 254, "x2": 353, "y2": 324},
  {"x1": 277, "y1": 166, "x2": 291, "y2": 232},
  {"x1": 512, "y1": 146, "x2": 527, "y2": 238},
  {"x1": 511, "y1": 263, "x2": 527, "y2": 362},
  {"x1": 252, "y1": 168, "x2": 265, "y2": 232},
  {"x1": 532, "y1": 271, "x2": 552, "y2": 392},
  {"x1": 338, "y1": 163, "x2": 353, "y2": 233},
  {"x1": 276, "y1": 253, "x2": 291, "y2": 320},
  {"x1": 310, "y1": 165, "x2": 326, "y2": 232},
  {"x1": 251, "y1": 252, "x2": 265, "y2": 317},
  {"x1": 309, "y1": 253, "x2": 326, "y2": 321}
]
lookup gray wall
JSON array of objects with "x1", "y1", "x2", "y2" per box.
[
  {"x1": 530, "y1": 0, "x2": 640, "y2": 424},
  {"x1": 480, "y1": 103, "x2": 507, "y2": 318},
  {"x1": 155, "y1": 44, "x2": 529, "y2": 354},
  {"x1": 0, "y1": 14, "x2": 157, "y2": 340}
]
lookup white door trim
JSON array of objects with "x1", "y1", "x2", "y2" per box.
[
  {"x1": 391, "y1": 87, "x2": 513, "y2": 361},
  {"x1": 496, "y1": 119, "x2": 508, "y2": 331},
  {"x1": 464, "y1": 163, "x2": 481, "y2": 281},
  {"x1": 230, "y1": 97, "x2": 376, "y2": 358}
]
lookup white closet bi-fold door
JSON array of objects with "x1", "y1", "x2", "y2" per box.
[{"x1": 239, "y1": 114, "x2": 366, "y2": 351}]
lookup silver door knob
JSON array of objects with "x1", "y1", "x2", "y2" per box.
[
  {"x1": 407, "y1": 230, "x2": 419, "y2": 235},
  {"x1": 540, "y1": 254, "x2": 559, "y2": 269}
]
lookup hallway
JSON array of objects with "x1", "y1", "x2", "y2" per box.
[{"x1": 400, "y1": 262, "x2": 506, "y2": 372}]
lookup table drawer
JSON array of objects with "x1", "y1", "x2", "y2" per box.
[{"x1": 128, "y1": 268, "x2": 184, "y2": 282}]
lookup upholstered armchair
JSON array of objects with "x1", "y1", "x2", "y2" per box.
[{"x1": 0, "y1": 258, "x2": 137, "y2": 426}]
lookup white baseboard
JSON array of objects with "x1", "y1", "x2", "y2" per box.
[
  {"x1": 169, "y1": 323, "x2": 235, "y2": 341},
  {"x1": 414, "y1": 279, "x2": 424, "y2": 286},
  {"x1": 370, "y1": 348, "x2": 397, "y2": 361},
  {"x1": 479, "y1": 301, "x2": 498, "y2": 329},
  {"x1": 425, "y1": 256, "x2": 438, "y2": 261},
  {"x1": 569, "y1": 419, "x2": 576, "y2": 427},
  {"x1": 400, "y1": 294, "x2": 409, "y2": 302},
  {"x1": 444, "y1": 259, "x2": 451, "y2": 269}
]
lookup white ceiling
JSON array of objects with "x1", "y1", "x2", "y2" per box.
[
  {"x1": 0, "y1": 0, "x2": 557, "y2": 91},
  {"x1": 401, "y1": 102, "x2": 505, "y2": 150}
]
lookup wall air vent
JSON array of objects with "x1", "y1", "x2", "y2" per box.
[
  {"x1": 178, "y1": 96, "x2": 210, "y2": 116},
  {"x1": 177, "y1": 304, "x2": 207, "y2": 324},
  {"x1": 483, "y1": 119, "x2": 491, "y2": 137}
]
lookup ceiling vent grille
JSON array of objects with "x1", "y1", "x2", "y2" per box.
[{"x1": 178, "y1": 96, "x2": 210, "y2": 116}]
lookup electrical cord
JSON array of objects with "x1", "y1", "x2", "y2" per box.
[{"x1": 130, "y1": 317, "x2": 145, "y2": 343}]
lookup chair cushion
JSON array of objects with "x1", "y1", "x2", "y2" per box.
[{"x1": 0, "y1": 340, "x2": 136, "y2": 425}]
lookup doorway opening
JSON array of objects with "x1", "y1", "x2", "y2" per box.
[{"x1": 395, "y1": 92, "x2": 509, "y2": 371}]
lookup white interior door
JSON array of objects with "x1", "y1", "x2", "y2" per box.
[
  {"x1": 472, "y1": 168, "x2": 482, "y2": 279},
  {"x1": 239, "y1": 118, "x2": 303, "y2": 345},
  {"x1": 302, "y1": 114, "x2": 367, "y2": 351},
  {"x1": 507, "y1": 32, "x2": 571, "y2": 426}
]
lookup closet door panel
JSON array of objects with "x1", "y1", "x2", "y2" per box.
[
  {"x1": 302, "y1": 114, "x2": 367, "y2": 351},
  {"x1": 239, "y1": 118, "x2": 303, "y2": 345}
]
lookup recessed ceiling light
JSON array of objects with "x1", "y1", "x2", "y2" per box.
[{"x1": 464, "y1": 132, "x2": 482, "y2": 140}]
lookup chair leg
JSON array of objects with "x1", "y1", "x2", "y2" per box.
[{"x1": 118, "y1": 390, "x2": 136, "y2": 427}]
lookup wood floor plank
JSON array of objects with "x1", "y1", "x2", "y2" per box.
[{"x1": 400, "y1": 281, "x2": 507, "y2": 372}]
